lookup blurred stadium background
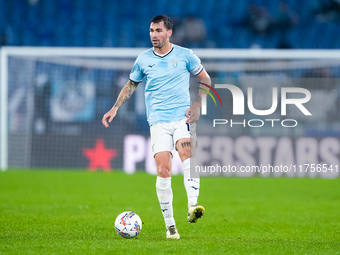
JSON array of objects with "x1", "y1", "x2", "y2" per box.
[
  {"x1": 0, "y1": 0, "x2": 339, "y2": 176},
  {"x1": 1, "y1": 0, "x2": 340, "y2": 48}
]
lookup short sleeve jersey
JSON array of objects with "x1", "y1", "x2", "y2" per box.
[{"x1": 129, "y1": 44, "x2": 203, "y2": 126}]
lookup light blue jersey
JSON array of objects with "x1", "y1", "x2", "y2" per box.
[{"x1": 129, "y1": 44, "x2": 203, "y2": 126}]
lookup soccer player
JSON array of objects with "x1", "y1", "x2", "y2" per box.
[{"x1": 102, "y1": 15, "x2": 211, "y2": 239}]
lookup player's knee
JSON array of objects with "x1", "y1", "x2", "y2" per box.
[
  {"x1": 157, "y1": 164, "x2": 171, "y2": 178},
  {"x1": 179, "y1": 147, "x2": 191, "y2": 162}
]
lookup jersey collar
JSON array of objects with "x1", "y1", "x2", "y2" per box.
[{"x1": 152, "y1": 44, "x2": 174, "y2": 58}]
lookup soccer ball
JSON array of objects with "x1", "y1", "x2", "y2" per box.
[{"x1": 114, "y1": 211, "x2": 142, "y2": 238}]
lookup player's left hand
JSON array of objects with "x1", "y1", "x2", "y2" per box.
[{"x1": 186, "y1": 102, "x2": 201, "y2": 123}]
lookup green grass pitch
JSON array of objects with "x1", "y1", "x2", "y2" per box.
[{"x1": 1, "y1": 170, "x2": 339, "y2": 254}]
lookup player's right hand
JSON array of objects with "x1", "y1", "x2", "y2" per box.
[{"x1": 102, "y1": 107, "x2": 118, "y2": 128}]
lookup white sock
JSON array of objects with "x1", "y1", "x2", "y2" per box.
[
  {"x1": 156, "y1": 176, "x2": 175, "y2": 228},
  {"x1": 183, "y1": 158, "x2": 200, "y2": 208}
]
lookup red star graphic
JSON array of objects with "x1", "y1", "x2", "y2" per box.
[{"x1": 83, "y1": 138, "x2": 117, "y2": 171}]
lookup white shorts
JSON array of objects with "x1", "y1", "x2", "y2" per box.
[{"x1": 150, "y1": 118, "x2": 197, "y2": 157}]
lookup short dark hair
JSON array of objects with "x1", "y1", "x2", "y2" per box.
[{"x1": 150, "y1": 15, "x2": 173, "y2": 30}]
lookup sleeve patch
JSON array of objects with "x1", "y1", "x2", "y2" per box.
[{"x1": 192, "y1": 64, "x2": 203, "y2": 76}]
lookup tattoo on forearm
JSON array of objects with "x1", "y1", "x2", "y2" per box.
[
  {"x1": 181, "y1": 141, "x2": 191, "y2": 148},
  {"x1": 114, "y1": 80, "x2": 139, "y2": 108}
]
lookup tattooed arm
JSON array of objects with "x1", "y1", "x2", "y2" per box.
[{"x1": 102, "y1": 80, "x2": 140, "y2": 128}]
